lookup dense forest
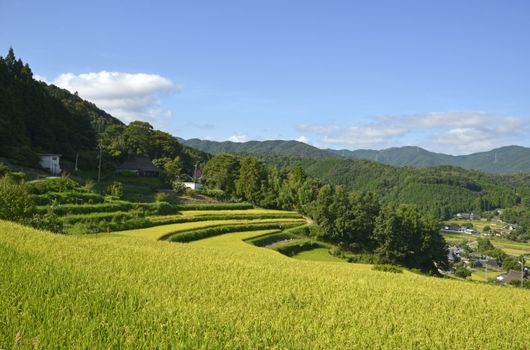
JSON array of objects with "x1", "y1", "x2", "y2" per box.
[
  {"x1": 0, "y1": 48, "x2": 96, "y2": 166},
  {"x1": 254, "y1": 155, "x2": 529, "y2": 220}
]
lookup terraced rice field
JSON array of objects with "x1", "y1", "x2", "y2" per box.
[{"x1": 2, "y1": 220, "x2": 530, "y2": 348}]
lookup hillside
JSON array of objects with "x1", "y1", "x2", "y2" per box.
[
  {"x1": 256, "y1": 155, "x2": 530, "y2": 218},
  {"x1": 0, "y1": 49, "x2": 97, "y2": 165},
  {"x1": 181, "y1": 137, "x2": 530, "y2": 174},
  {"x1": 333, "y1": 145, "x2": 530, "y2": 173},
  {"x1": 180, "y1": 138, "x2": 336, "y2": 159},
  {"x1": 2, "y1": 220, "x2": 530, "y2": 348},
  {"x1": 44, "y1": 84, "x2": 124, "y2": 132}
]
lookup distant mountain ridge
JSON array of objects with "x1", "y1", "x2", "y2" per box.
[{"x1": 179, "y1": 138, "x2": 530, "y2": 174}]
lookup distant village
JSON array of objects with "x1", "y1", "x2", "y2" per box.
[{"x1": 441, "y1": 212, "x2": 529, "y2": 285}]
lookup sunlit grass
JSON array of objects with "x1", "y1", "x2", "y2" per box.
[{"x1": 2, "y1": 221, "x2": 530, "y2": 348}]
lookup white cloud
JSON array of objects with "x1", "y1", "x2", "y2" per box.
[
  {"x1": 297, "y1": 124, "x2": 407, "y2": 148},
  {"x1": 295, "y1": 136, "x2": 310, "y2": 144},
  {"x1": 50, "y1": 71, "x2": 178, "y2": 124},
  {"x1": 34, "y1": 74, "x2": 48, "y2": 82},
  {"x1": 298, "y1": 112, "x2": 529, "y2": 154},
  {"x1": 227, "y1": 134, "x2": 250, "y2": 143}
]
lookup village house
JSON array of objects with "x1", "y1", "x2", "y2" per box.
[
  {"x1": 455, "y1": 212, "x2": 481, "y2": 220},
  {"x1": 39, "y1": 153, "x2": 62, "y2": 175},
  {"x1": 496, "y1": 268, "x2": 529, "y2": 285},
  {"x1": 116, "y1": 155, "x2": 160, "y2": 177},
  {"x1": 183, "y1": 182, "x2": 202, "y2": 190}
]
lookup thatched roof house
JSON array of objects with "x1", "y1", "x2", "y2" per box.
[{"x1": 116, "y1": 156, "x2": 160, "y2": 177}]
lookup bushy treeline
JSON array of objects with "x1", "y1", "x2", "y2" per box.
[
  {"x1": 201, "y1": 153, "x2": 448, "y2": 271},
  {"x1": 99, "y1": 120, "x2": 209, "y2": 179},
  {"x1": 257, "y1": 155, "x2": 525, "y2": 219}
]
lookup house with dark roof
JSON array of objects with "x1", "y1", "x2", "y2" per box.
[
  {"x1": 116, "y1": 156, "x2": 160, "y2": 177},
  {"x1": 496, "y1": 269, "x2": 528, "y2": 285}
]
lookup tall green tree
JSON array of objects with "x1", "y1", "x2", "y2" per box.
[
  {"x1": 374, "y1": 204, "x2": 447, "y2": 271},
  {"x1": 236, "y1": 157, "x2": 266, "y2": 203},
  {"x1": 202, "y1": 154, "x2": 241, "y2": 196}
]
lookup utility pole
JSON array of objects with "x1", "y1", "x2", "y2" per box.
[
  {"x1": 485, "y1": 260, "x2": 488, "y2": 282},
  {"x1": 75, "y1": 152, "x2": 79, "y2": 172},
  {"x1": 96, "y1": 120, "x2": 103, "y2": 183},
  {"x1": 97, "y1": 144, "x2": 102, "y2": 183}
]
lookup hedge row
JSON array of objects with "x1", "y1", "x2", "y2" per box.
[
  {"x1": 152, "y1": 212, "x2": 301, "y2": 224},
  {"x1": 36, "y1": 201, "x2": 176, "y2": 216},
  {"x1": 65, "y1": 218, "x2": 153, "y2": 234},
  {"x1": 59, "y1": 211, "x2": 136, "y2": 225},
  {"x1": 167, "y1": 222, "x2": 302, "y2": 243},
  {"x1": 32, "y1": 191, "x2": 104, "y2": 205},
  {"x1": 274, "y1": 240, "x2": 322, "y2": 256},
  {"x1": 174, "y1": 203, "x2": 254, "y2": 211},
  {"x1": 247, "y1": 232, "x2": 298, "y2": 247}
]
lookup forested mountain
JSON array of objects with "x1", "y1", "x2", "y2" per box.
[
  {"x1": 331, "y1": 145, "x2": 530, "y2": 173},
  {"x1": 182, "y1": 137, "x2": 530, "y2": 174},
  {"x1": 180, "y1": 138, "x2": 336, "y2": 159},
  {"x1": 0, "y1": 48, "x2": 97, "y2": 165},
  {"x1": 45, "y1": 84, "x2": 123, "y2": 132},
  {"x1": 256, "y1": 155, "x2": 530, "y2": 219}
]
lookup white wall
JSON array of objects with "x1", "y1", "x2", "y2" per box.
[
  {"x1": 183, "y1": 182, "x2": 202, "y2": 190},
  {"x1": 39, "y1": 155, "x2": 62, "y2": 175}
]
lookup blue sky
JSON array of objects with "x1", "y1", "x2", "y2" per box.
[{"x1": 2, "y1": 0, "x2": 530, "y2": 154}]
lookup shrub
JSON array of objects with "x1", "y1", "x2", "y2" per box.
[
  {"x1": 82, "y1": 180, "x2": 96, "y2": 192},
  {"x1": 31, "y1": 191, "x2": 104, "y2": 205},
  {"x1": 172, "y1": 180, "x2": 187, "y2": 195},
  {"x1": 155, "y1": 192, "x2": 168, "y2": 202},
  {"x1": 30, "y1": 205, "x2": 63, "y2": 233},
  {"x1": 275, "y1": 241, "x2": 321, "y2": 256},
  {"x1": 454, "y1": 265, "x2": 472, "y2": 279},
  {"x1": 346, "y1": 254, "x2": 379, "y2": 264},
  {"x1": 0, "y1": 176, "x2": 35, "y2": 222},
  {"x1": 175, "y1": 203, "x2": 254, "y2": 211},
  {"x1": 248, "y1": 233, "x2": 295, "y2": 247},
  {"x1": 147, "y1": 201, "x2": 176, "y2": 215},
  {"x1": 27, "y1": 177, "x2": 78, "y2": 194},
  {"x1": 372, "y1": 264, "x2": 403, "y2": 273},
  {"x1": 107, "y1": 181, "x2": 124, "y2": 198},
  {"x1": 198, "y1": 188, "x2": 228, "y2": 201}
]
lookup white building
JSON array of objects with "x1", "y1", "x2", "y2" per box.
[
  {"x1": 39, "y1": 153, "x2": 62, "y2": 175},
  {"x1": 183, "y1": 182, "x2": 202, "y2": 190}
]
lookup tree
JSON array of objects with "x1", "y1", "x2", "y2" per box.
[
  {"x1": 123, "y1": 121, "x2": 154, "y2": 155},
  {"x1": 202, "y1": 154, "x2": 240, "y2": 197},
  {"x1": 374, "y1": 204, "x2": 448, "y2": 271},
  {"x1": 236, "y1": 157, "x2": 266, "y2": 203}
]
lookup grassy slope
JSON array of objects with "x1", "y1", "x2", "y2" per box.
[{"x1": 2, "y1": 221, "x2": 530, "y2": 348}]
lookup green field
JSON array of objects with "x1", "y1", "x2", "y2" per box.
[{"x1": 2, "y1": 220, "x2": 530, "y2": 348}]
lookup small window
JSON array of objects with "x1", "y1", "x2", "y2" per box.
[{"x1": 52, "y1": 157, "x2": 57, "y2": 160}]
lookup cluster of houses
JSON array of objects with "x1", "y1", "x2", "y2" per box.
[
  {"x1": 447, "y1": 244, "x2": 529, "y2": 285},
  {"x1": 38, "y1": 153, "x2": 202, "y2": 190},
  {"x1": 441, "y1": 224, "x2": 479, "y2": 235}
]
